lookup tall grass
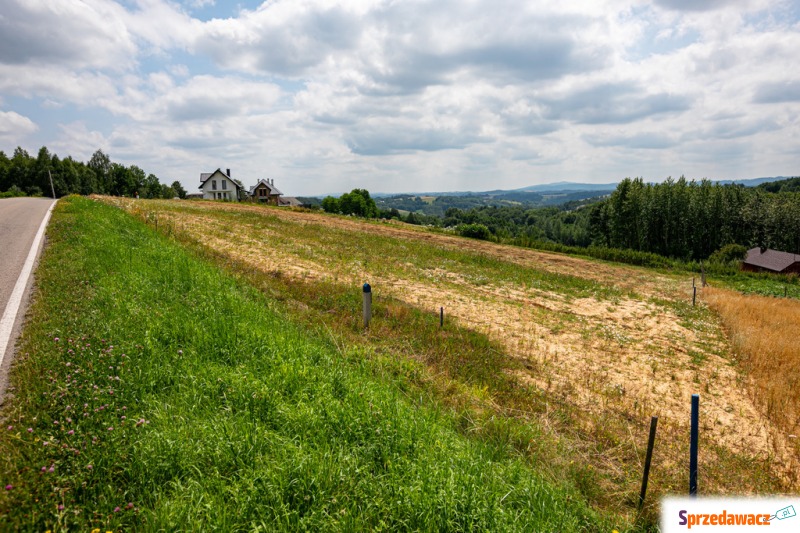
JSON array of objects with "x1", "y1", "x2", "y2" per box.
[
  {"x1": 704, "y1": 287, "x2": 800, "y2": 441},
  {"x1": 0, "y1": 197, "x2": 615, "y2": 531}
]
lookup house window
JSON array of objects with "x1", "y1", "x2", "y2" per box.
[
  {"x1": 222, "y1": 180, "x2": 227, "y2": 190},
  {"x1": 259, "y1": 188, "x2": 266, "y2": 197},
  {"x1": 212, "y1": 180, "x2": 217, "y2": 190}
]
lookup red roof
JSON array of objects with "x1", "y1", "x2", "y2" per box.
[{"x1": 743, "y1": 247, "x2": 800, "y2": 272}]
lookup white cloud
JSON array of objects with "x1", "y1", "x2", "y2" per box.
[
  {"x1": 0, "y1": 110, "x2": 38, "y2": 141},
  {"x1": 0, "y1": 0, "x2": 135, "y2": 70}
]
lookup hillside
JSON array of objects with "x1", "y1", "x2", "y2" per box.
[
  {"x1": 373, "y1": 190, "x2": 610, "y2": 216},
  {"x1": 0, "y1": 197, "x2": 613, "y2": 531},
  {"x1": 106, "y1": 199, "x2": 799, "y2": 509}
]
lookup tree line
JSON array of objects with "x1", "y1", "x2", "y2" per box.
[
  {"x1": 0, "y1": 146, "x2": 185, "y2": 199},
  {"x1": 589, "y1": 177, "x2": 800, "y2": 260}
]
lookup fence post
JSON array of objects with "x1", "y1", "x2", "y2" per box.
[
  {"x1": 692, "y1": 286, "x2": 697, "y2": 307},
  {"x1": 362, "y1": 283, "x2": 372, "y2": 328},
  {"x1": 639, "y1": 416, "x2": 658, "y2": 510},
  {"x1": 690, "y1": 394, "x2": 699, "y2": 496},
  {"x1": 440, "y1": 307, "x2": 444, "y2": 328}
]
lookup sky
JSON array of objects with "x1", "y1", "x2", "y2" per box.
[{"x1": 0, "y1": 0, "x2": 798, "y2": 196}]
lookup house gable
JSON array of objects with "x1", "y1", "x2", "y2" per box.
[
  {"x1": 199, "y1": 169, "x2": 242, "y2": 200},
  {"x1": 249, "y1": 178, "x2": 283, "y2": 203}
]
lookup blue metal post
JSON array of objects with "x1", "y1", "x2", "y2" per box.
[{"x1": 690, "y1": 394, "x2": 699, "y2": 496}]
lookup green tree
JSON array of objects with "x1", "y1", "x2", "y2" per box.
[
  {"x1": 88, "y1": 149, "x2": 112, "y2": 194},
  {"x1": 171, "y1": 181, "x2": 187, "y2": 199},
  {"x1": 321, "y1": 196, "x2": 340, "y2": 213}
]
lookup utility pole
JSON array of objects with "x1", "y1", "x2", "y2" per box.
[{"x1": 47, "y1": 170, "x2": 56, "y2": 199}]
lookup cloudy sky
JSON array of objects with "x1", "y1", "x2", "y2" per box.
[{"x1": 1, "y1": 0, "x2": 798, "y2": 196}]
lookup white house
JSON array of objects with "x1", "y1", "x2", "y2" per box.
[{"x1": 199, "y1": 168, "x2": 243, "y2": 200}]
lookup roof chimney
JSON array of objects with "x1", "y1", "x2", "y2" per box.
[{"x1": 226, "y1": 168, "x2": 230, "y2": 177}]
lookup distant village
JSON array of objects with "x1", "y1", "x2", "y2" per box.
[{"x1": 188, "y1": 168, "x2": 301, "y2": 207}]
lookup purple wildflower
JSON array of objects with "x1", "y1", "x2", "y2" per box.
[
  {"x1": 4, "y1": 485, "x2": 11, "y2": 490},
  {"x1": 68, "y1": 430, "x2": 75, "y2": 436},
  {"x1": 27, "y1": 428, "x2": 33, "y2": 433},
  {"x1": 48, "y1": 466, "x2": 54, "y2": 473},
  {"x1": 114, "y1": 506, "x2": 121, "y2": 513}
]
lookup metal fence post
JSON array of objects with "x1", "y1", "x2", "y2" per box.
[
  {"x1": 363, "y1": 283, "x2": 372, "y2": 328},
  {"x1": 690, "y1": 394, "x2": 699, "y2": 496}
]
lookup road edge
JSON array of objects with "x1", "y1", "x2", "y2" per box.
[{"x1": 0, "y1": 199, "x2": 57, "y2": 406}]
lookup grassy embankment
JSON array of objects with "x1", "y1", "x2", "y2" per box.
[
  {"x1": 0, "y1": 196, "x2": 616, "y2": 531},
  {"x1": 109, "y1": 199, "x2": 795, "y2": 518}
]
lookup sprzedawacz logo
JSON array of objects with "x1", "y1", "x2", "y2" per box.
[{"x1": 678, "y1": 510, "x2": 770, "y2": 528}]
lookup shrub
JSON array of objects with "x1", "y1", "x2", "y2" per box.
[
  {"x1": 709, "y1": 243, "x2": 748, "y2": 264},
  {"x1": 457, "y1": 223, "x2": 491, "y2": 240},
  {"x1": 0, "y1": 185, "x2": 26, "y2": 198}
]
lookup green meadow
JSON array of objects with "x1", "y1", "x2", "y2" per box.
[{"x1": 0, "y1": 197, "x2": 620, "y2": 531}]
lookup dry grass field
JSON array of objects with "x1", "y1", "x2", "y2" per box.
[{"x1": 101, "y1": 197, "x2": 799, "y2": 519}]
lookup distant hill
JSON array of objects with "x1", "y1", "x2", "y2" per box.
[
  {"x1": 513, "y1": 181, "x2": 619, "y2": 193},
  {"x1": 324, "y1": 177, "x2": 792, "y2": 201},
  {"x1": 755, "y1": 176, "x2": 800, "y2": 193}
]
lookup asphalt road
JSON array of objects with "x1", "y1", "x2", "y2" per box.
[{"x1": 0, "y1": 197, "x2": 56, "y2": 403}]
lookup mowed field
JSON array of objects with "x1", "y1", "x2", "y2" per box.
[{"x1": 107, "y1": 198, "x2": 799, "y2": 511}]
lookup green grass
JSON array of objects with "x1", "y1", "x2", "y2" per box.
[
  {"x1": 162, "y1": 201, "x2": 630, "y2": 302},
  {"x1": 0, "y1": 197, "x2": 617, "y2": 531}
]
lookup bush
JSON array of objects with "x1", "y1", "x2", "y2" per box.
[
  {"x1": 709, "y1": 243, "x2": 748, "y2": 264},
  {"x1": 457, "y1": 223, "x2": 491, "y2": 240},
  {"x1": 0, "y1": 185, "x2": 26, "y2": 198}
]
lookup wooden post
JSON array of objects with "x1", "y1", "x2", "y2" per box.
[
  {"x1": 362, "y1": 283, "x2": 372, "y2": 328},
  {"x1": 692, "y1": 277, "x2": 695, "y2": 288},
  {"x1": 639, "y1": 416, "x2": 658, "y2": 510},
  {"x1": 440, "y1": 307, "x2": 444, "y2": 328},
  {"x1": 690, "y1": 394, "x2": 699, "y2": 496},
  {"x1": 692, "y1": 286, "x2": 697, "y2": 307}
]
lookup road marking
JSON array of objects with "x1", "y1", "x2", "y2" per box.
[{"x1": 0, "y1": 200, "x2": 56, "y2": 367}]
